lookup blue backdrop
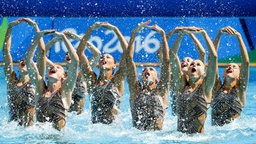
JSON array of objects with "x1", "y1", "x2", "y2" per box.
[
  {"x1": 0, "y1": 17, "x2": 253, "y2": 62},
  {"x1": 0, "y1": 17, "x2": 256, "y2": 62},
  {"x1": 0, "y1": 17, "x2": 254, "y2": 63}
]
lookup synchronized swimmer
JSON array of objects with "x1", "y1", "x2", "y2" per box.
[{"x1": 2, "y1": 18, "x2": 249, "y2": 133}]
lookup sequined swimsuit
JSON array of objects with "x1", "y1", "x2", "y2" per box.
[
  {"x1": 132, "y1": 88, "x2": 165, "y2": 131},
  {"x1": 177, "y1": 85, "x2": 207, "y2": 134},
  {"x1": 37, "y1": 90, "x2": 67, "y2": 128},
  {"x1": 69, "y1": 77, "x2": 87, "y2": 113},
  {"x1": 8, "y1": 81, "x2": 35, "y2": 125},
  {"x1": 211, "y1": 86, "x2": 242, "y2": 126},
  {"x1": 90, "y1": 80, "x2": 120, "y2": 124}
]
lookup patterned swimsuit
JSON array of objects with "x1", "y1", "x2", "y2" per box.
[
  {"x1": 132, "y1": 88, "x2": 165, "y2": 131},
  {"x1": 90, "y1": 80, "x2": 120, "y2": 124},
  {"x1": 211, "y1": 86, "x2": 242, "y2": 126},
  {"x1": 177, "y1": 85, "x2": 208, "y2": 134},
  {"x1": 37, "y1": 90, "x2": 67, "y2": 129},
  {"x1": 69, "y1": 77, "x2": 87, "y2": 113},
  {"x1": 8, "y1": 81, "x2": 35, "y2": 125}
]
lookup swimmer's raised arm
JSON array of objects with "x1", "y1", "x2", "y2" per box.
[
  {"x1": 86, "y1": 41, "x2": 101, "y2": 70},
  {"x1": 45, "y1": 37, "x2": 63, "y2": 53},
  {"x1": 100, "y1": 22, "x2": 128, "y2": 94},
  {"x1": 3, "y1": 19, "x2": 23, "y2": 82},
  {"x1": 3, "y1": 18, "x2": 41, "y2": 82},
  {"x1": 22, "y1": 18, "x2": 47, "y2": 77},
  {"x1": 169, "y1": 31, "x2": 185, "y2": 92},
  {"x1": 157, "y1": 26, "x2": 181, "y2": 63},
  {"x1": 77, "y1": 22, "x2": 102, "y2": 54},
  {"x1": 148, "y1": 24, "x2": 170, "y2": 92},
  {"x1": 233, "y1": 29, "x2": 249, "y2": 106},
  {"x1": 24, "y1": 30, "x2": 56, "y2": 105},
  {"x1": 44, "y1": 31, "x2": 82, "y2": 67},
  {"x1": 54, "y1": 31, "x2": 79, "y2": 100},
  {"x1": 148, "y1": 24, "x2": 170, "y2": 109},
  {"x1": 24, "y1": 30, "x2": 56, "y2": 85},
  {"x1": 189, "y1": 33, "x2": 206, "y2": 63},
  {"x1": 77, "y1": 23, "x2": 103, "y2": 91},
  {"x1": 213, "y1": 27, "x2": 226, "y2": 78},
  {"x1": 126, "y1": 20, "x2": 151, "y2": 102}
]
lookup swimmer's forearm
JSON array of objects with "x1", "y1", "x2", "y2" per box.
[
  {"x1": 77, "y1": 28, "x2": 93, "y2": 54},
  {"x1": 189, "y1": 33, "x2": 206, "y2": 63},
  {"x1": 113, "y1": 26, "x2": 128, "y2": 52},
  {"x1": 203, "y1": 31, "x2": 217, "y2": 99},
  {"x1": 170, "y1": 32, "x2": 184, "y2": 54},
  {"x1": 77, "y1": 22, "x2": 101, "y2": 54},
  {"x1": 87, "y1": 41, "x2": 101, "y2": 68},
  {"x1": 3, "y1": 26, "x2": 14, "y2": 75},
  {"x1": 213, "y1": 31, "x2": 222, "y2": 51},
  {"x1": 237, "y1": 33, "x2": 249, "y2": 92},
  {"x1": 45, "y1": 37, "x2": 63, "y2": 53}
]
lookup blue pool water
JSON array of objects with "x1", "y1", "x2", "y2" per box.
[{"x1": 0, "y1": 66, "x2": 255, "y2": 143}]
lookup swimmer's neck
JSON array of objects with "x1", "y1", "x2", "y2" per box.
[
  {"x1": 18, "y1": 74, "x2": 30, "y2": 84},
  {"x1": 47, "y1": 80, "x2": 62, "y2": 93},
  {"x1": 223, "y1": 77, "x2": 237, "y2": 92},
  {"x1": 142, "y1": 81, "x2": 156, "y2": 91},
  {"x1": 99, "y1": 69, "x2": 113, "y2": 81},
  {"x1": 188, "y1": 77, "x2": 203, "y2": 89}
]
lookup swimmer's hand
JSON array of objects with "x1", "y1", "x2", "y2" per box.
[
  {"x1": 38, "y1": 30, "x2": 56, "y2": 36},
  {"x1": 100, "y1": 22, "x2": 116, "y2": 30},
  {"x1": 91, "y1": 22, "x2": 108, "y2": 30},
  {"x1": 221, "y1": 26, "x2": 241, "y2": 37},
  {"x1": 54, "y1": 31, "x2": 66, "y2": 38},
  {"x1": 64, "y1": 31, "x2": 82, "y2": 40},
  {"x1": 8, "y1": 18, "x2": 24, "y2": 27},
  {"x1": 147, "y1": 24, "x2": 164, "y2": 34},
  {"x1": 174, "y1": 26, "x2": 205, "y2": 34},
  {"x1": 167, "y1": 27, "x2": 190, "y2": 38},
  {"x1": 133, "y1": 20, "x2": 151, "y2": 32},
  {"x1": 22, "y1": 18, "x2": 37, "y2": 27}
]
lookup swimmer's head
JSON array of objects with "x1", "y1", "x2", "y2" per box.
[
  {"x1": 98, "y1": 54, "x2": 116, "y2": 72},
  {"x1": 181, "y1": 57, "x2": 193, "y2": 74},
  {"x1": 18, "y1": 59, "x2": 28, "y2": 74},
  {"x1": 141, "y1": 67, "x2": 158, "y2": 86},
  {"x1": 48, "y1": 64, "x2": 66, "y2": 82},
  {"x1": 188, "y1": 59, "x2": 205, "y2": 79},
  {"x1": 223, "y1": 63, "x2": 240, "y2": 80},
  {"x1": 65, "y1": 52, "x2": 71, "y2": 64}
]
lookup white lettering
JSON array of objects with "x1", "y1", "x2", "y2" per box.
[
  {"x1": 53, "y1": 28, "x2": 161, "y2": 54},
  {"x1": 143, "y1": 31, "x2": 160, "y2": 53},
  {"x1": 103, "y1": 30, "x2": 121, "y2": 53},
  {"x1": 89, "y1": 36, "x2": 103, "y2": 51}
]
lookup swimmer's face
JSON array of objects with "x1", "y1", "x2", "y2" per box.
[
  {"x1": 188, "y1": 60, "x2": 205, "y2": 79},
  {"x1": 181, "y1": 57, "x2": 193, "y2": 74},
  {"x1": 224, "y1": 63, "x2": 240, "y2": 79},
  {"x1": 141, "y1": 67, "x2": 158, "y2": 84},
  {"x1": 18, "y1": 60, "x2": 27, "y2": 73},
  {"x1": 48, "y1": 65, "x2": 66, "y2": 81},
  {"x1": 98, "y1": 54, "x2": 116, "y2": 70},
  {"x1": 65, "y1": 52, "x2": 71, "y2": 64}
]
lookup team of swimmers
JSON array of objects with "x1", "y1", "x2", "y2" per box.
[{"x1": 3, "y1": 18, "x2": 249, "y2": 133}]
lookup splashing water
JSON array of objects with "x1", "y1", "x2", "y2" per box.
[{"x1": 0, "y1": 66, "x2": 255, "y2": 143}]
